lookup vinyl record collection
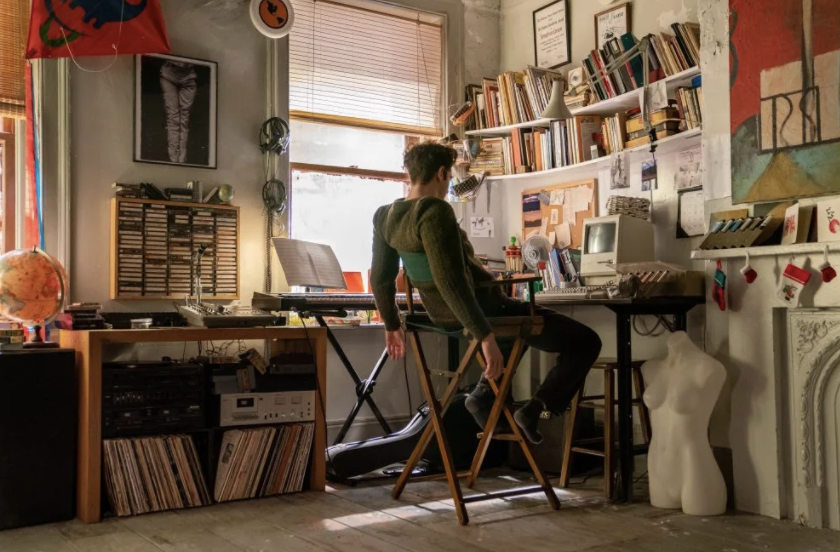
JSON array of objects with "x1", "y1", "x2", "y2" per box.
[
  {"x1": 102, "y1": 435, "x2": 211, "y2": 517},
  {"x1": 112, "y1": 198, "x2": 239, "y2": 300},
  {"x1": 214, "y1": 423, "x2": 315, "y2": 503}
]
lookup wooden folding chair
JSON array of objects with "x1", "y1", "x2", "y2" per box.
[{"x1": 390, "y1": 261, "x2": 559, "y2": 525}]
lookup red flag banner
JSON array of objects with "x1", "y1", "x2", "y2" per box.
[{"x1": 26, "y1": 0, "x2": 171, "y2": 60}]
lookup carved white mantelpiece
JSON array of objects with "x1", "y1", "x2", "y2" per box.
[{"x1": 787, "y1": 310, "x2": 840, "y2": 529}]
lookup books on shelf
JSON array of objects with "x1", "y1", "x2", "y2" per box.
[
  {"x1": 474, "y1": 66, "x2": 562, "y2": 130},
  {"x1": 214, "y1": 423, "x2": 314, "y2": 503},
  {"x1": 103, "y1": 434, "x2": 211, "y2": 517},
  {"x1": 583, "y1": 22, "x2": 700, "y2": 103}
]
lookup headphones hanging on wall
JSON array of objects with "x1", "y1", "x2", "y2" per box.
[{"x1": 250, "y1": 0, "x2": 295, "y2": 39}]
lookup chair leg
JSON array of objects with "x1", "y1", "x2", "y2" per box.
[
  {"x1": 466, "y1": 337, "x2": 525, "y2": 489},
  {"x1": 392, "y1": 337, "x2": 480, "y2": 502},
  {"x1": 604, "y1": 368, "x2": 615, "y2": 500},
  {"x1": 399, "y1": 330, "x2": 468, "y2": 525},
  {"x1": 632, "y1": 366, "x2": 652, "y2": 444},
  {"x1": 559, "y1": 388, "x2": 582, "y2": 488}
]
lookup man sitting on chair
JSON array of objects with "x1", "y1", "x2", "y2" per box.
[{"x1": 370, "y1": 142, "x2": 602, "y2": 444}]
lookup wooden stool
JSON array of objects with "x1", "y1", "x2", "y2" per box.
[{"x1": 559, "y1": 359, "x2": 651, "y2": 498}]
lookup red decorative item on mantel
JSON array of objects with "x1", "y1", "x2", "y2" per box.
[
  {"x1": 820, "y1": 245, "x2": 837, "y2": 283},
  {"x1": 740, "y1": 251, "x2": 757, "y2": 284},
  {"x1": 25, "y1": 0, "x2": 171, "y2": 60},
  {"x1": 778, "y1": 258, "x2": 811, "y2": 307}
]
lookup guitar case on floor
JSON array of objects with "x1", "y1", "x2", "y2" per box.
[{"x1": 326, "y1": 392, "x2": 506, "y2": 480}]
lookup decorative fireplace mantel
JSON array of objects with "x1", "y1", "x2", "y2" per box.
[{"x1": 787, "y1": 310, "x2": 840, "y2": 530}]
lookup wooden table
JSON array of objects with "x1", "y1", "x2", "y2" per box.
[{"x1": 59, "y1": 327, "x2": 328, "y2": 523}]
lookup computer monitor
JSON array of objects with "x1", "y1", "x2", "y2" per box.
[{"x1": 580, "y1": 215, "x2": 655, "y2": 285}]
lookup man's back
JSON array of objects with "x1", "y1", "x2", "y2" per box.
[{"x1": 370, "y1": 196, "x2": 503, "y2": 340}]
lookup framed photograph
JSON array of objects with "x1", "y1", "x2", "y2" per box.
[
  {"x1": 134, "y1": 53, "x2": 218, "y2": 169},
  {"x1": 595, "y1": 2, "x2": 631, "y2": 51},
  {"x1": 533, "y1": 0, "x2": 570, "y2": 69}
]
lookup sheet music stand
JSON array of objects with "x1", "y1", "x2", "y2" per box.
[{"x1": 272, "y1": 239, "x2": 393, "y2": 445}]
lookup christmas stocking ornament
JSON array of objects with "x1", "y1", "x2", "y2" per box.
[
  {"x1": 741, "y1": 252, "x2": 757, "y2": 284},
  {"x1": 712, "y1": 260, "x2": 726, "y2": 311},
  {"x1": 821, "y1": 246, "x2": 836, "y2": 283},
  {"x1": 778, "y1": 259, "x2": 811, "y2": 306}
]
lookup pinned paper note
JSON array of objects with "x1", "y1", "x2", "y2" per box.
[
  {"x1": 555, "y1": 222, "x2": 572, "y2": 248},
  {"x1": 549, "y1": 190, "x2": 564, "y2": 205},
  {"x1": 574, "y1": 186, "x2": 590, "y2": 212},
  {"x1": 548, "y1": 231, "x2": 556, "y2": 246},
  {"x1": 469, "y1": 216, "x2": 494, "y2": 238},
  {"x1": 550, "y1": 209, "x2": 559, "y2": 225},
  {"x1": 642, "y1": 79, "x2": 669, "y2": 112},
  {"x1": 563, "y1": 199, "x2": 574, "y2": 227},
  {"x1": 540, "y1": 217, "x2": 549, "y2": 236}
]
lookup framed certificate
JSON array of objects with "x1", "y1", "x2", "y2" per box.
[{"x1": 533, "y1": 0, "x2": 570, "y2": 68}]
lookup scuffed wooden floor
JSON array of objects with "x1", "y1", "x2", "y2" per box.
[{"x1": 2, "y1": 470, "x2": 838, "y2": 551}]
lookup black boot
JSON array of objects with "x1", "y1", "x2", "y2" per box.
[
  {"x1": 514, "y1": 398, "x2": 545, "y2": 445},
  {"x1": 465, "y1": 379, "x2": 510, "y2": 431}
]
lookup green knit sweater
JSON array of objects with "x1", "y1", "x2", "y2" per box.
[{"x1": 371, "y1": 197, "x2": 504, "y2": 341}]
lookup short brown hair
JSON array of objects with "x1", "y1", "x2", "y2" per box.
[{"x1": 403, "y1": 141, "x2": 457, "y2": 184}]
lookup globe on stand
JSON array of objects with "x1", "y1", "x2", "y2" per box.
[{"x1": 0, "y1": 248, "x2": 67, "y2": 347}]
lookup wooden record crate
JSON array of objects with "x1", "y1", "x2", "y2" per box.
[{"x1": 110, "y1": 198, "x2": 240, "y2": 300}]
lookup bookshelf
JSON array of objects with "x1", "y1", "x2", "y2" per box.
[
  {"x1": 466, "y1": 67, "x2": 700, "y2": 138},
  {"x1": 484, "y1": 126, "x2": 701, "y2": 182},
  {"x1": 59, "y1": 326, "x2": 328, "y2": 524}
]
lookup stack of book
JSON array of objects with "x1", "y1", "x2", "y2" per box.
[
  {"x1": 624, "y1": 107, "x2": 683, "y2": 148},
  {"x1": 214, "y1": 423, "x2": 314, "y2": 503},
  {"x1": 468, "y1": 138, "x2": 505, "y2": 176},
  {"x1": 102, "y1": 435, "x2": 211, "y2": 517},
  {"x1": 564, "y1": 84, "x2": 591, "y2": 111},
  {"x1": 583, "y1": 22, "x2": 700, "y2": 103}
]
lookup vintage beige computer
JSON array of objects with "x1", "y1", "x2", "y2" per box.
[{"x1": 580, "y1": 214, "x2": 655, "y2": 285}]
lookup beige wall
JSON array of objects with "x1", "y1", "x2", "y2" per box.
[{"x1": 500, "y1": 0, "x2": 698, "y2": 72}]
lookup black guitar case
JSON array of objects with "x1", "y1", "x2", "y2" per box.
[{"x1": 326, "y1": 392, "x2": 506, "y2": 480}]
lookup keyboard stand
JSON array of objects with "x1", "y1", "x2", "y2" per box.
[{"x1": 312, "y1": 314, "x2": 393, "y2": 445}]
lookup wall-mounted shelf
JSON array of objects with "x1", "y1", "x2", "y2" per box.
[
  {"x1": 691, "y1": 242, "x2": 840, "y2": 261},
  {"x1": 484, "y1": 127, "x2": 701, "y2": 182},
  {"x1": 466, "y1": 66, "x2": 701, "y2": 138}
]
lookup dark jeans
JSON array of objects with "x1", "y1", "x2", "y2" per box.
[{"x1": 478, "y1": 298, "x2": 602, "y2": 415}]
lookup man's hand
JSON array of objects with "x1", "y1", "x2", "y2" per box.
[
  {"x1": 481, "y1": 333, "x2": 504, "y2": 380},
  {"x1": 386, "y1": 329, "x2": 406, "y2": 360}
]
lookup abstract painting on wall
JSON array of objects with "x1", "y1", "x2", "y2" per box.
[{"x1": 730, "y1": 0, "x2": 840, "y2": 203}]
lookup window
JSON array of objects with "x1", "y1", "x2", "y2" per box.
[
  {"x1": 288, "y1": 0, "x2": 446, "y2": 291},
  {"x1": 290, "y1": 0, "x2": 444, "y2": 137},
  {"x1": 0, "y1": 0, "x2": 33, "y2": 254}
]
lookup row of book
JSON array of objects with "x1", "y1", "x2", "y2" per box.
[
  {"x1": 103, "y1": 435, "x2": 211, "y2": 517},
  {"x1": 102, "y1": 423, "x2": 315, "y2": 517},
  {"x1": 469, "y1": 95, "x2": 701, "y2": 177},
  {"x1": 468, "y1": 66, "x2": 561, "y2": 130},
  {"x1": 583, "y1": 23, "x2": 700, "y2": 103},
  {"x1": 214, "y1": 423, "x2": 314, "y2": 503}
]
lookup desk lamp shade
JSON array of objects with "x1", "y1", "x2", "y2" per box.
[{"x1": 541, "y1": 79, "x2": 573, "y2": 120}]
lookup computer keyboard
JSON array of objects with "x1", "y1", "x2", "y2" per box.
[{"x1": 535, "y1": 286, "x2": 610, "y2": 302}]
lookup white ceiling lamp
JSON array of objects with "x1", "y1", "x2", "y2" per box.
[{"x1": 250, "y1": 0, "x2": 295, "y2": 38}]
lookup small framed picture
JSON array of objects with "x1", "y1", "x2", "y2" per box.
[
  {"x1": 533, "y1": 0, "x2": 571, "y2": 69},
  {"x1": 595, "y1": 2, "x2": 631, "y2": 51},
  {"x1": 134, "y1": 53, "x2": 218, "y2": 169}
]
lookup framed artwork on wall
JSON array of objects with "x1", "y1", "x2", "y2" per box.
[
  {"x1": 730, "y1": 0, "x2": 840, "y2": 203},
  {"x1": 533, "y1": 0, "x2": 570, "y2": 69},
  {"x1": 134, "y1": 53, "x2": 218, "y2": 169},
  {"x1": 594, "y1": 2, "x2": 631, "y2": 52}
]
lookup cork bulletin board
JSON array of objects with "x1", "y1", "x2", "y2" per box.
[{"x1": 521, "y1": 179, "x2": 597, "y2": 250}]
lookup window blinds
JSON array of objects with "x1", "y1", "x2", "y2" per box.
[
  {"x1": 0, "y1": 0, "x2": 28, "y2": 119},
  {"x1": 290, "y1": 0, "x2": 443, "y2": 137}
]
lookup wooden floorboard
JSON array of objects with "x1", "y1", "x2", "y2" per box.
[{"x1": 1, "y1": 472, "x2": 838, "y2": 552}]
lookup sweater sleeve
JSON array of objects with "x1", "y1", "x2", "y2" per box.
[
  {"x1": 370, "y1": 206, "x2": 402, "y2": 331},
  {"x1": 418, "y1": 199, "x2": 493, "y2": 341}
]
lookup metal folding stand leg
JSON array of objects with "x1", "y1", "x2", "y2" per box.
[{"x1": 314, "y1": 315, "x2": 392, "y2": 445}]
